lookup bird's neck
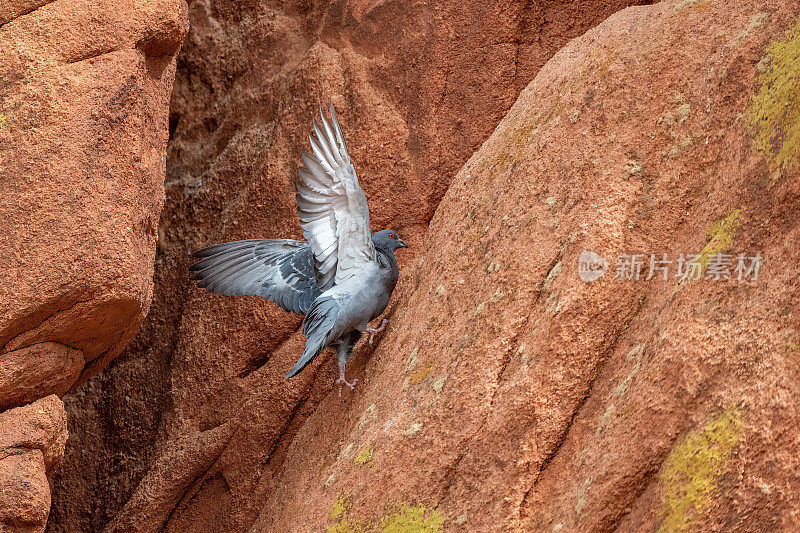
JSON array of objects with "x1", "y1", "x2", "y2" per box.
[
  {"x1": 375, "y1": 246, "x2": 398, "y2": 264},
  {"x1": 375, "y1": 248, "x2": 400, "y2": 287}
]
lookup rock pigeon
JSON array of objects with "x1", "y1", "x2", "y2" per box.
[{"x1": 189, "y1": 104, "x2": 408, "y2": 389}]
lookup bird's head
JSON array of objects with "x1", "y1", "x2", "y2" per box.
[{"x1": 372, "y1": 229, "x2": 409, "y2": 253}]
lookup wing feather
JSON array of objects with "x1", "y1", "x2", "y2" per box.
[
  {"x1": 330, "y1": 105, "x2": 348, "y2": 153},
  {"x1": 189, "y1": 239, "x2": 320, "y2": 314},
  {"x1": 319, "y1": 110, "x2": 345, "y2": 166},
  {"x1": 312, "y1": 118, "x2": 338, "y2": 166},
  {"x1": 296, "y1": 104, "x2": 375, "y2": 290}
]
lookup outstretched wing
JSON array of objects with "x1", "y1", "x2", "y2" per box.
[
  {"x1": 189, "y1": 239, "x2": 320, "y2": 315},
  {"x1": 296, "y1": 104, "x2": 375, "y2": 292}
]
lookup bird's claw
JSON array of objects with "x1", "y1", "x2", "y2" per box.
[
  {"x1": 336, "y1": 377, "x2": 358, "y2": 390},
  {"x1": 366, "y1": 319, "x2": 389, "y2": 346}
]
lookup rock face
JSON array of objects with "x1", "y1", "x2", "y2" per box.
[
  {"x1": 0, "y1": 0, "x2": 189, "y2": 387},
  {"x1": 0, "y1": 0, "x2": 188, "y2": 530},
  {"x1": 250, "y1": 1, "x2": 800, "y2": 529},
  {"x1": 47, "y1": 0, "x2": 651, "y2": 530},
  {"x1": 51, "y1": 0, "x2": 800, "y2": 531},
  {"x1": 0, "y1": 396, "x2": 67, "y2": 532}
]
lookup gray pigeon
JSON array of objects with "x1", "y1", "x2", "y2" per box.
[{"x1": 189, "y1": 104, "x2": 407, "y2": 389}]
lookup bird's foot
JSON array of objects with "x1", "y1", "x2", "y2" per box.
[
  {"x1": 366, "y1": 319, "x2": 389, "y2": 346},
  {"x1": 336, "y1": 359, "x2": 357, "y2": 392},
  {"x1": 335, "y1": 376, "x2": 358, "y2": 390}
]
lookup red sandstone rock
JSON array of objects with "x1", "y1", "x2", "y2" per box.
[
  {"x1": 0, "y1": 396, "x2": 67, "y2": 533},
  {"x1": 49, "y1": 0, "x2": 800, "y2": 531},
  {"x1": 251, "y1": 2, "x2": 800, "y2": 530},
  {"x1": 0, "y1": 0, "x2": 188, "y2": 529},
  {"x1": 0, "y1": 343, "x2": 83, "y2": 412},
  {"x1": 0, "y1": 0, "x2": 188, "y2": 389},
  {"x1": 50, "y1": 1, "x2": 649, "y2": 530},
  {"x1": 104, "y1": 422, "x2": 235, "y2": 533}
]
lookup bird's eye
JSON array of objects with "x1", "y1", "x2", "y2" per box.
[{"x1": 390, "y1": 233, "x2": 395, "y2": 239}]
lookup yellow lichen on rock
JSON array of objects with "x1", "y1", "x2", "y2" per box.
[
  {"x1": 746, "y1": 16, "x2": 800, "y2": 178},
  {"x1": 354, "y1": 444, "x2": 375, "y2": 468},
  {"x1": 329, "y1": 494, "x2": 354, "y2": 533},
  {"x1": 658, "y1": 405, "x2": 743, "y2": 533},
  {"x1": 328, "y1": 495, "x2": 444, "y2": 533},
  {"x1": 375, "y1": 505, "x2": 444, "y2": 533},
  {"x1": 697, "y1": 208, "x2": 742, "y2": 270}
]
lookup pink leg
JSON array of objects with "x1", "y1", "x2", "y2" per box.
[
  {"x1": 365, "y1": 319, "x2": 389, "y2": 346},
  {"x1": 335, "y1": 359, "x2": 358, "y2": 390}
]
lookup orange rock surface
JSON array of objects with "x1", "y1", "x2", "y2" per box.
[
  {"x1": 0, "y1": 0, "x2": 188, "y2": 530},
  {"x1": 249, "y1": 1, "x2": 800, "y2": 530},
  {"x1": 1, "y1": 0, "x2": 795, "y2": 531},
  {"x1": 0, "y1": 396, "x2": 67, "y2": 532},
  {"x1": 48, "y1": 0, "x2": 651, "y2": 530}
]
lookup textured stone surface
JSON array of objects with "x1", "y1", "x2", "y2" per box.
[
  {"x1": 264, "y1": 2, "x2": 799, "y2": 530},
  {"x1": 48, "y1": 0, "x2": 650, "y2": 531},
  {"x1": 0, "y1": 0, "x2": 188, "y2": 388},
  {"x1": 0, "y1": 396, "x2": 67, "y2": 533},
  {"x1": 0, "y1": 0, "x2": 188, "y2": 530},
  {"x1": 0, "y1": 342, "x2": 83, "y2": 411},
  {"x1": 49, "y1": 0, "x2": 800, "y2": 531},
  {"x1": 250, "y1": 1, "x2": 800, "y2": 530}
]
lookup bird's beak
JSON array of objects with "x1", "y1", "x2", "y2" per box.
[{"x1": 398, "y1": 240, "x2": 409, "y2": 249}]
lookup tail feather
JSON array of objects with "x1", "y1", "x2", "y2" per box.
[{"x1": 285, "y1": 296, "x2": 340, "y2": 378}]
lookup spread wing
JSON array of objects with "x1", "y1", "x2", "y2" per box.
[
  {"x1": 296, "y1": 104, "x2": 375, "y2": 292},
  {"x1": 189, "y1": 239, "x2": 320, "y2": 315}
]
